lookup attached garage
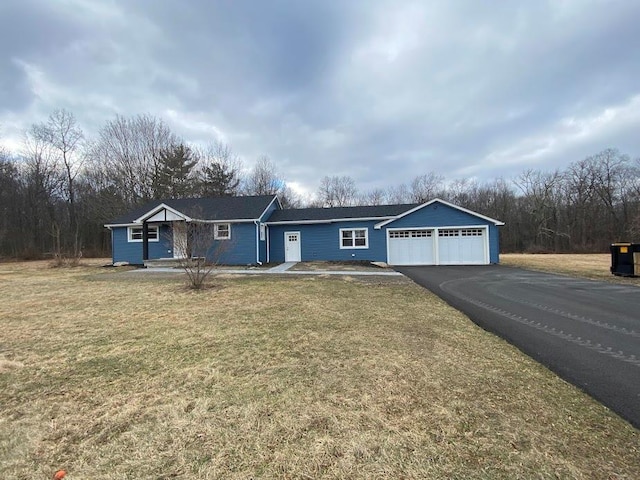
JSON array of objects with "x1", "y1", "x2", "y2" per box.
[
  {"x1": 387, "y1": 226, "x2": 488, "y2": 266},
  {"x1": 379, "y1": 199, "x2": 503, "y2": 266}
]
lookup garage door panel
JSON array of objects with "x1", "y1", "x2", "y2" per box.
[
  {"x1": 388, "y1": 230, "x2": 434, "y2": 265},
  {"x1": 438, "y1": 228, "x2": 486, "y2": 265}
]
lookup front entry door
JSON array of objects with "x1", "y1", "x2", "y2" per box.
[
  {"x1": 173, "y1": 222, "x2": 188, "y2": 259},
  {"x1": 284, "y1": 231, "x2": 301, "y2": 262}
]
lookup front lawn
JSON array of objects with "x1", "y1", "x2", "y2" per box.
[{"x1": 1, "y1": 261, "x2": 638, "y2": 478}]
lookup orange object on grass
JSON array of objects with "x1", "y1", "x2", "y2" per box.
[{"x1": 53, "y1": 470, "x2": 66, "y2": 479}]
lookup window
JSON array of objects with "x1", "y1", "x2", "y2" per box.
[
  {"x1": 389, "y1": 230, "x2": 432, "y2": 238},
  {"x1": 214, "y1": 223, "x2": 231, "y2": 240},
  {"x1": 128, "y1": 225, "x2": 159, "y2": 242},
  {"x1": 259, "y1": 224, "x2": 266, "y2": 241},
  {"x1": 340, "y1": 228, "x2": 368, "y2": 249},
  {"x1": 461, "y1": 228, "x2": 483, "y2": 237}
]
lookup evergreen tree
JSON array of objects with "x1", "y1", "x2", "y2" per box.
[{"x1": 153, "y1": 144, "x2": 198, "y2": 198}]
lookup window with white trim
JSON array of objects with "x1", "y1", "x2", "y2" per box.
[
  {"x1": 214, "y1": 223, "x2": 231, "y2": 240},
  {"x1": 340, "y1": 228, "x2": 368, "y2": 249},
  {"x1": 128, "y1": 225, "x2": 159, "y2": 242}
]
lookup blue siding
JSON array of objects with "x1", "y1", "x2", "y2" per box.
[
  {"x1": 112, "y1": 222, "x2": 260, "y2": 265},
  {"x1": 112, "y1": 224, "x2": 172, "y2": 264},
  {"x1": 259, "y1": 198, "x2": 280, "y2": 222},
  {"x1": 214, "y1": 222, "x2": 259, "y2": 265},
  {"x1": 381, "y1": 202, "x2": 500, "y2": 263},
  {"x1": 269, "y1": 220, "x2": 388, "y2": 263}
]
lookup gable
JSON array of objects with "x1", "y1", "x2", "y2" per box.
[
  {"x1": 376, "y1": 199, "x2": 504, "y2": 229},
  {"x1": 106, "y1": 195, "x2": 277, "y2": 226}
]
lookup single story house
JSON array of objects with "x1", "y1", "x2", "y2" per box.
[{"x1": 105, "y1": 195, "x2": 504, "y2": 266}]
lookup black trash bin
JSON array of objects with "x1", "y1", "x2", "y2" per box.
[{"x1": 610, "y1": 243, "x2": 640, "y2": 277}]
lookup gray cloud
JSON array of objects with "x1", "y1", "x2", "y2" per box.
[{"x1": 1, "y1": 0, "x2": 639, "y2": 196}]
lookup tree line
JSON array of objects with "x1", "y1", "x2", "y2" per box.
[{"x1": 1, "y1": 109, "x2": 638, "y2": 260}]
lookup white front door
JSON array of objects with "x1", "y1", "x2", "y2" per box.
[
  {"x1": 284, "y1": 231, "x2": 301, "y2": 262},
  {"x1": 173, "y1": 222, "x2": 188, "y2": 259}
]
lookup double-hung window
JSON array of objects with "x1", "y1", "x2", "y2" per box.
[
  {"x1": 214, "y1": 223, "x2": 231, "y2": 240},
  {"x1": 340, "y1": 228, "x2": 368, "y2": 249},
  {"x1": 128, "y1": 225, "x2": 159, "y2": 242}
]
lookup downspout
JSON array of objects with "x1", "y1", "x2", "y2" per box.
[
  {"x1": 142, "y1": 220, "x2": 149, "y2": 263},
  {"x1": 266, "y1": 225, "x2": 270, "y2": 264},
  {"x1": 255, "y1": 221, "x2": 263, "y2": 265}
]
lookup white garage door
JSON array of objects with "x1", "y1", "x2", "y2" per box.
[
  {"x1": 438, "y1": 228, "x2": 486, "y2": 265},
  {"x1": 387, "y1": 230, "x2": 435, "y2": 265}
]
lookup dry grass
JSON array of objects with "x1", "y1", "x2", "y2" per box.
[
  {"x1": 1, "y1": 262, "x2": 638, "y2": 479},
  {"x1": 501, "y1": 253, "x2": 640, "y2": 286}
]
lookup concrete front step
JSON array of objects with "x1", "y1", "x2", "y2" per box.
[{"x1": 144, "y1": 258, "x2": 184, "y2": 268}]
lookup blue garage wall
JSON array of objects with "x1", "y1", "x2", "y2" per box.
[
  {"x1": 268, "y1": 220, "x2": 388, "y2": 263},
  {"x1": 381, "y1": 202, "x2": 501, "y2": 263},
  {"x1": 112, "y1": 224, "x2": 172, "y2": 264},
  {"x1": 489, "y1": 224, "x2": 500, "y2": 263}
]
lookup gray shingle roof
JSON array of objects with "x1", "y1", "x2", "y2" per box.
[
  {"x1": 267, "y1": 204, "x2": 419, "y2": 223},
  {"x1": 107, "y1": 195, "x2": 277, "y2": 224}
]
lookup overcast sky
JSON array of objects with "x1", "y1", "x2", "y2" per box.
[{"x1": 1, "y1": 0, "x2": 639, "y2": 196}]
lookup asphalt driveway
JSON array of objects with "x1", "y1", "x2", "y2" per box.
[{"x1": 397, "y1": 265, "x2": 640, "y2": 429}]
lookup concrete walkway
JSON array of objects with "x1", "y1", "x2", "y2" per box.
[
  {"x1": 128, "y1": 262, "x2": 402, "y2": 276},
  {"x1": 267, "y1": 261, "x2": 297, "y2": 273}
]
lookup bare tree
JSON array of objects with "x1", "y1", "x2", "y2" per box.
[
  {"x1": 410, "y1": 172, "x2": 444, "y2": 203},
  {"x1": 22, "y1": 124, "x2": 63, "y2": 257},
  {"x1": 195, "y1": 140, "x2": 242, "y2": 197},
  {"x1": 513, "y1": 169, "x2": 566, "y2": 251},
  {"x1": 386, "y1": 183, "x2": 411, "y2": 204},
  {"x1": 360, "y1": 188, "x2": 387, "y2": 206},
  {"x1": 31, "y1": 109, "x2": 85, "y2": 260},
  {"x1": 242, "y1": 155, "x2": 285, "y2": 196},
  {"x1": 317, "y1": 175, "x2": 358, "y2": 207},
  {"x1": 89, "y1": 114, "x2": 180, "y2": 205},
  {"x1": 168, "y1": 222, "x2": 231, "y2": 290}
]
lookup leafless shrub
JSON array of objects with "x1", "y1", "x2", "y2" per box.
[{"x1": 168, "y1": 222, "x2": 231, "y2": 289}]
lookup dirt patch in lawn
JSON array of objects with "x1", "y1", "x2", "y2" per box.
[
  {"x1": 502, "y1": 253, "x2": 640, "y2": 286},
  {"x1": 290, "y1": 260, "x2": 392, "y2": 272},
  {"x1": 0, "y1": 262, "x2": 638, "y2": 479}
]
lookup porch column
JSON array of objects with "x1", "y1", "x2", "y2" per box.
[{"x1": 142, "y1": 221, "x2": 149, "y2": 261}]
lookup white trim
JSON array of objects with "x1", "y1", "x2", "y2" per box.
[
  {"x1": 254, "y1": 221, "x2": 262, "y2": 265},
  {"x1": 266, "y1": 216, "x2": 394, "y2": 226},
  {"x1": 385, "y1": 225, "x2": 490, "y2": 265},
  {"x1": 190, "y1": 218, "x2": 258, "y2": 224},
  {"x1": 214, "y1": 223, "x2": 231, "y2": 240},
  {"x1": 339, "y1": 227, "x2": 369, "y2": 249},
  {"x1": 134, "y1": 203, "x2": 192, "y2": 223},
  {"x1": 266, "y1": 225, "x2": 270, "y2": 263},
  {"x1": 104, "y1": 222, "x2": 139, "y2": 228},
  {"x1": 128, "y1": 225, "x2": 159, "y2": 243},
  {"x1": 375, "y1": 198, "x2": 505, "y2": 229},
  {"x1": 257, "y1": 195, "x2": 280, "y2": 221}
]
